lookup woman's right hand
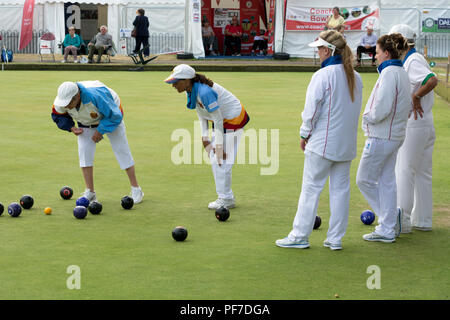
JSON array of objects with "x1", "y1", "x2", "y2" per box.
[{"x1": 71, "y1": 127, "x2": 83, "y2": 136}]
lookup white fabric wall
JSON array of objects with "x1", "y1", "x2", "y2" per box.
[{"x1": 275, "y1": 0, "x2": 450, "y2": 57}]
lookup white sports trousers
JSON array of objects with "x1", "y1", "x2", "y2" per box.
[{"x1": 77, "y1": 121, "x2": 135, "y2": 170}]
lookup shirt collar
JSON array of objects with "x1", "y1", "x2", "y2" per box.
[
  {"x1": 377, "y1": 59, "x2": 403, "y2": 74},
  {"x1": 403, "y1": 48, "x2": 416, "y2": 64},
  {"x1": 321, "y1": 55, "x2": 342, "y2": 68}
]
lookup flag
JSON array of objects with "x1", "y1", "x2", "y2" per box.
[{"x1": 19, "y1": 0, "x2": 35, "y2": 51}]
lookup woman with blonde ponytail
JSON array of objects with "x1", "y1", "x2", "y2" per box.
[{"x1": 276, "y1": 30, "x2": 363, "y2": 251}]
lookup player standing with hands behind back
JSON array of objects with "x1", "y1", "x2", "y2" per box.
[
  {"x1": 276, "y1": 30, "x2": 363, "y2": 250},
  {"x1": 356, "y1": 33, "x2": 411, "y2": 243}
]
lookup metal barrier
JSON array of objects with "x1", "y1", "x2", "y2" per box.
[
  {"x1": 0, "y1": 29, "x2": 48, "y2": 53},
  {"x1": 125, "y1": 33, "x2": 184, "y2": 55},
  {"x1": 416, "y1": 35, "x2": 450, "y2": 58},
  {"x1": 0, "y1": 30, "x2": 184, "y2": 56}
]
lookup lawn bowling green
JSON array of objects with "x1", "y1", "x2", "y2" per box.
[{"x1": 0, "y1": 71, "x2": 448, "y2": 299}]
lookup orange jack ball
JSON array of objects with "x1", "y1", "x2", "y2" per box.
[{"x1": 44, "y1": 207, "x2": 52, "y2": 215}]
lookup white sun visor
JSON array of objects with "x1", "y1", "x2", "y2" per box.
[{"x1": 308, "y1": 37, "x2": 336, "y2": 55}]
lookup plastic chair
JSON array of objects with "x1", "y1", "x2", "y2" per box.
[{"x1": 39, "y1": 32, "x2": 55, "y2": 62}]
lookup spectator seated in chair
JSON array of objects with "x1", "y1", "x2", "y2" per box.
[
  {"x1": 224, "y1": 16, "x2": 243, "y2": 56},
  {"x1": 202, "y1": 20, "x2": 219, "y2": 56},
  {"x1": 356, "y1": 26, "x2": 377, "y2": 67},
  {"x1": 62, "y1": 26, "x2": 82, "y2": 63},
  {"x1": 251, "y1": 29, "x2": 268, "y2": 56},
  {"x1": 88, "y1": 25, "x2": 113, "y2": 63}
]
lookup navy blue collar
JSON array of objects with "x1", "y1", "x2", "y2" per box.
[
  {"x1": 403, "y1": 48, "x2": 416, "y2": 64},
  {"x1": 321, "y1": 55, "x2": 342, "y2": 68},
  {"x1": 377, "y1": 59, "x2": 403, "y2": 74}
]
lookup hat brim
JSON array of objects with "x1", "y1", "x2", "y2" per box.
[
  {"x1": 308, "y1": 38, "x2": 332, "y2": 48},
  {"x1": 53, "y1": 96, "x2": 72, "y2": 109},
  {"x1": 164, "y1": 77, "x2": 179, "y2": 84}
]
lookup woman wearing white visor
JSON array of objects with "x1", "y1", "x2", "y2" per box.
[
  {"x1": 276, "y1": 30, "x2": 363, "y2": 250},
  {"x1": 165, "y1": 64, "x2": 250, "y2": 210},
  {"x1": 389, "y1": 24, "x2": 438, "y2": 233},
  {"x1": 356, "y1": 33, "x2": 411, "y2": 243}
]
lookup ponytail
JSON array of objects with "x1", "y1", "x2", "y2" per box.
[{"x1": 192, "y1": 73, "x2": 214, "y2": 87}]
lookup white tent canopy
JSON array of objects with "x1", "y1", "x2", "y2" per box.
[
  {"x1": 275, "y1": 0, "x2": 450, "y2": 57},
  {"x1": 0, "y1": 0, "x2": 204, "y2": 58}
]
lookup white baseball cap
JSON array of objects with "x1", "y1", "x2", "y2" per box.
[
  {"x1": 53, "y1": 81, "x2": 79, "y2": 110},
  {"x1": 389, "y1": 24, "x2": 416, "y2": 44},
  {"x1": 164, "y1": 64, "x2": 196, "y2": 84},
  {"x1": 308, "y1": 37, "x2": 336, "y2": 55}
]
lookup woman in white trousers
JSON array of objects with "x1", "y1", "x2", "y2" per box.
[
  {"x1": 165, "y1": 64, "x2": 250, "y2": 210},
  {"x1": 389, "y1": 24, "x2": 438, "y2": 233},
  {"x1": 356, "y1": 33, "x2": 412, "y2": 243},
  {"x1": 276, "y1": 30, "x2": 363, "y2": 250}
]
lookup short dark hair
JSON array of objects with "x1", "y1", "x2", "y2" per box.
[
  {"x1": 377, "y1": 33, "x2": 408, "y2": 59},
  {"x1": 138, "y1": 8, "x2": 145, "y2": 15}
]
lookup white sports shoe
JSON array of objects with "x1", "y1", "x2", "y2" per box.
[
  {"x1": 208, "y1": 198, "x2": 235, "y2": 210},
  {"x1": 323, "y1": 241, "x2": 342, "y2": 251},
  {"x1": 275, "y1": 237, "x2": 310, "y2": 249},
  {"x1": 363, "y1": 232, "x2": 395, "y2": 243},
  {"x1": 83, "y1": 189, "x2": 97, "y2": 202},
  {"x1": 401, "y1": 216, "x2": 412, "y2": 234},
  {"x1": 131, "y1": 186, "x2": 144, "y2": 204},
  {"x1": 61, "y1": 59, "x2": 67, "y2": 63}
]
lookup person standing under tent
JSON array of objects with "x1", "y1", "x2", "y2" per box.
[
  {"x1": 356, "y1": 33, "x2": 411, "y2": 243},
  {"x1": 133, "y1": 8, "x2": 150, "y2": 57},
  {"x1": 275, "y1": 30, "x2": 363, "y2": 250},
  {"x1": 390, "y1": 24, "x2": 439, "y2": 233}
]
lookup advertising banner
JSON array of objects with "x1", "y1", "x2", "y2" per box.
[
  {"x1": 18, "y1": 0, "x2": 35, "y2": 50},
  {"x1": 286, "y1": 3, "x2": 379, "y2": 31},
  {"x1": 422, "y1": 8, "x2": 450, "y2": 33}
]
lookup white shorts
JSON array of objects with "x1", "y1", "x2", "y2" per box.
[{"x1": 77, "y1": 121, "x2": 135, "y2": 170}]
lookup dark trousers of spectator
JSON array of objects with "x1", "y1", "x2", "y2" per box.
[
  {"x1": 357, "y1": 45, "x2": 376, "y2": 62},
  {"x1": 203, "y1": 36, "x2": 219, "y2": 55},
  {"x1": 88, "y1": 44, "x2": 106, "y2": 63},
  {"x1": 134, "y1": 36, "x2": 149, "y2": 57},
  {"x1": 252, "y1": 40, "x2": 268, "y2": 51},
  {"x1": 225, "y1": 36, "x2": 241, "y2": 55}
]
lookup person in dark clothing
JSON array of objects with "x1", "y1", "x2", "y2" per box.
[{"x1": 133, "y1": 8, "x2": 150, "y2": 57}]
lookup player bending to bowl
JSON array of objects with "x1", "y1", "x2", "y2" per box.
[
  {"x1": 51, "y1": 81, "x2": 144, "y2": 203},
  {"x1": 276, "y1": 30, "x2": 363, "y2": 250},
  {"x1": 165, "y1": 64, "x2": 250, "y2": 210}
]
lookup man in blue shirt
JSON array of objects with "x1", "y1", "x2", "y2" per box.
[
  {"x1": 356, "y1": 26, "x2": 378, "y2": 66},
  {"x1": 51, "y1": 81, "x2": 144, "y2": 204}
]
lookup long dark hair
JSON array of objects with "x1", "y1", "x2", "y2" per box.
[{"x1": 191, "y1": 73, "x2": 214, "y2": 87}]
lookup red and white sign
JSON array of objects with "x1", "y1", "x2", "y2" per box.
[
  {"x1": 286, "y1": 3, "x2": 379, "y2": 31},
  {"x1": 19, "y1": 0, "x2": 35, "y2": 50}
]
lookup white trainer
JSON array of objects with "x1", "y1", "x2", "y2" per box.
[
  {"x1": 401, "y1": 216, "x2": 412, "y2": 234},
  {"x1": 208, "y1": 198, "x2": 235, "y2": 210},
  {"x1": 61, "y1": 59, "x2": 66, "y2": 63},
  {"x1": 275, "y1": 237, "x2": 310, "y2": 249},
  {"x1": 363, "y1": 232, "x2": 395, "y2": 243},
  {"x1": 323, "y1": 241, "x2": 342, "y2": 250},
  {"x1": 83, "y1": 189, "x2": 97, "y2": 202},
  {"x1": 131, "y1": 186, "x2": 144, "y2": 204}
]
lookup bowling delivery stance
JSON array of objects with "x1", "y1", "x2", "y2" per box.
[
  {"x1": 51, "y1": 81, "x2": 144, "y2": 204},
  {"x1": 165, "y1": 64, "x2": 250, "y2": 210},
  {"x1": 276, "y1": 30, "x2": 363, "y2": 251}
]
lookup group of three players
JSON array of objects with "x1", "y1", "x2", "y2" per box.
[{"x1": 51, "y1": 24, "x2": 437, "y2": 250}]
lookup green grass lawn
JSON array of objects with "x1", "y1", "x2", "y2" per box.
[{"x1": 0, "y1": 71, "x2": 448, "y2": 300}]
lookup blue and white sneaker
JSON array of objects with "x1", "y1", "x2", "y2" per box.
[
  {"x1": 363, "y1": 232, "x2": 395, "y2": 243},
  {"x1": 394, "y1": 207, "x2": 403, "y2": 237},
  {"x1": 275, "y1": 237, "x2": 310, "y2": 249},
  {"x1": 323, "y1": 241, "x2": 342, "y2": 251}
]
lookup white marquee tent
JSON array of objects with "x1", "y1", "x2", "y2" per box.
[
  {"x1": 0, "y1": 0, "x2": 204, "y2": 58},
  {"x1": 274, "y1": 0, "x2": 450, "y2": 57}
]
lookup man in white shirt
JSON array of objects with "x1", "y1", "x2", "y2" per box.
[{"x1": 356, "y1": 27, "x2": 377, "y2": 66}]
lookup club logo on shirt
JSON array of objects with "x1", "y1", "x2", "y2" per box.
[
  {"x1": 198, "y1": 102, "x2": 205, "y2": 109},
  {"x1": 90, "y1": 112, "x2": 99, "y2": 119}
]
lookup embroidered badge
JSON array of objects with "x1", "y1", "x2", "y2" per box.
[{"x1": 90, "y1": 112, "x2": 98, "y2": 119}]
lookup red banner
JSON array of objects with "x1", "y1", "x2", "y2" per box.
[{"x1": 19, "y1": 0, "x2": 35, "y2": 51}]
